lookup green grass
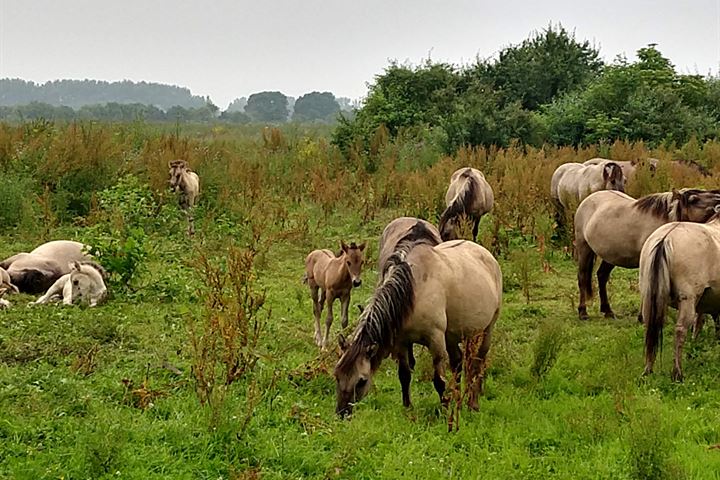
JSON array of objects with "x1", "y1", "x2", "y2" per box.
[{"x1": 1, "y1": 204, "x2": 720, "y2": 480}]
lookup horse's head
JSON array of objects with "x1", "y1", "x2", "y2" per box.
[
  {"x1": 341, "y1": 241, "x2": 365, "y2": 288},
  {"x1": 334, "y1": 334, "x2": 378, "y2": 418},
  {"x1": 168, "y1": 160, "x2": 189, "y2": 191},
  {"x1": 68, "y1": 262, "x2": 108, "y2": 307},
  {"x1": 674, "y1": 189, "x2": 720, "y2": 222},
  {"x1": 0, "y1": 267, "x2": 18, "y2": 295},
  {"x1": 602, "y1": 162, "x2": 625, "y2": 193}
]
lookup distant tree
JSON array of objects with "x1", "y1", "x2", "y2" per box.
[
  {"x1": 292, "y1": 91, "x2": 341, "y2": 122},
  {"x1": 219, "y1": 110, "x2": 251, "y2": 123},
  {"x1": 226, "y1": 97, "x2": 247, "y2": 112},
  {"x1": 244, "y1": 91, "x2": 288, "y2": 123},
  {"x1": 336, "y1": 97, "x2": 358, "y2": 111}
]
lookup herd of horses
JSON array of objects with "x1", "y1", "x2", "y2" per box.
[
  {"x1": 2, "y1": 156, "x2": 719, "y2": 417},
  {"x1": 305, "y1": 159, "x2": 720, "y2": 417}
]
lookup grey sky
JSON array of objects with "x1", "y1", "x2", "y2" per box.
[{"x1": 1, "y1": 0, "x2": 719, "y2": 109}]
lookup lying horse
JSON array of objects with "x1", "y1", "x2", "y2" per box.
[
  {"x1": 33, "y1": 261, "x2": 107, "y2": 307},
  {"x1": 0, "y1": 266, "x2": 18, "y2": 295},
  {"x1": 303, "y1": 241, "x2": 366, "y2": 350},
  {"x1": 641, "y1": 207, "x2": 720, "y2": 381},
  {"x1": 334, "y1": 222, "x2": 502, "y2": 417},
  {"x1": 169, "y1": 159, "x2": 200, "y2": 235},
  {"x1": 575, "y1": 189, "x2": 720, "y2": 320},
  {"x1": 551, "y1": 160, "x2": 625, "y2": 210},
  {"x1": 0, "y1": 240, "x2": 96, "y2": 294},
  {"x1": 438, "y1": 167, "x2": 494, "y2": 242}
]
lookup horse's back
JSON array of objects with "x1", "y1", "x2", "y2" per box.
[
  {"x1": 446, "y1": 167, "x2": 493, "y2": 213},
  {"x1": 30, "y1": 240, "x2": 87, "y2": 262},
  {"x1": 378, "y1": 217, "x2": 440, "y2": 273},
  {"x1": 305, "y1": 249, "x2": 334, "y2": 284}
]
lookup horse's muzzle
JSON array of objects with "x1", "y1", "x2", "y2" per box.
[{"x1": 352, "y1": 279, "x2": 362, "y2": 288}]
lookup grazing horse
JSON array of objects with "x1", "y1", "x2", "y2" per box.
[
  {"x1": 641, "y1": 208, "x2": 720, "y2": 381},
  {"x1": 438, "y1": 167, "x2": 494, "y2": 242},
  {"x1": 169, "y1": 159, "x2": 200, "y2": 235},
  {"x1": 0, "y1": 240, "x2": 97, "y2": 294},
  {"x1": 33, "y1": 261, "x2": 107, "y2": 307},
  {"x1": 574, "y1": 189, "x2": 720, "y2": 320},
  {"x1": 303, "y1": 241, "x2": 366, "y2": 349},
  {"x1": 551, "y1": 161, "x2": 625, "y2": 210},
  {"x1": 377, "y1": 217, "x2": 441, "y2": 281},
  {"x1": 334, "y1": 222, "x2": 502, "y2": 417}
]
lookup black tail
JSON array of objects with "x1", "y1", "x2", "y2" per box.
[
  {"x1": 439, "y1": 173, "x2": 477, "y2": 240},
  {"x1": 642, "y1": 237, "x2": 671, "y2": 363}
]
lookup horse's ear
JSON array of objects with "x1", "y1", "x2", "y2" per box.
[
  {"x1": 338, "y1": 334, "x2": 348, "y2": 352},
  {"x1": 713, "y1": 204, "x2": 720, "y2": 214},
  {"x1": 366, "y1": 343, "x2": 378, "y2": 358},
  {"x1": 69, "y1": 261, "x2": 82, "y2": 272},
  {"x1": 603, "y1": 164, "x2": 612, "y2": 180},
  {"x1": 340, "y1": 241, "x2": 349, "y2": 253},
  {"x1": 168, "y1": 161, "x2": 173, "y2": 168},
  {"x1": 358, "y1": 242, "x2": 366, "y2": 252},
  {"x1": 356, "y1": 304, "x2": 364, "y2": 313}
]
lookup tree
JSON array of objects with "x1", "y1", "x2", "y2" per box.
[
  {"x1": 244, "y1": 91, "x2": 288, "y2": 123},
  {"x1": 292, "y1": 91, "x2": 341, "y2": 122},
  {"x1": 226, "y1": 97, "x2": 247, "y2": 112}
]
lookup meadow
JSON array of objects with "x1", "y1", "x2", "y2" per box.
[{"x1": 2, "y1": 121, "x2": 720, "y2": 479}]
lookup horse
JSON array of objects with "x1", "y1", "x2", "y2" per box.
[
  {"x1": 377, "y1": 217, "x2": 441, "y2": 281},
  {"x1": 0, "y1": 240, "x2": 97, "y2": 294},
  {"x1": 169, "y1": 159, "x2": 200, "y2": 235},
  {"x1": 551, "y1": 160, "x2": 625, "y2": 210},
  {"x1": 0, "y1": 266, "x2": 18, "y2": 295},
  {"x1": 334, "y1": 222, "x2": 502, "y2": 417},
  {"x1": 32, "y1": 261, "x2": 107, "y2": 307},
  {"x1": 303, "y1": 241, "x2": 366, "y2": 350},
  {"x1": 640, "y1": 208, "x2": 720, "y2": 382},
  {"x1": 438, "y1": 167, "x2": 494, "y2": 242},
  {"x1": 574, "y1": 188, "x2": 720, "y2": 320}
]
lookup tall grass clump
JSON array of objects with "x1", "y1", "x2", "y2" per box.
[
  {"x1": 626, "y1": 398, "x2": 681, "y2": 480},
  {"x1": 530, "y1": 318, "x2": 564, "y2": 379}
]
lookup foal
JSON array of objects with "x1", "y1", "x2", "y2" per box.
[
  {"x1": 169, "y1": 160, "x2": 200, "y2": 235},
  {"x1": 304, "y1": 241, "x2": 365, "y2": 350}
]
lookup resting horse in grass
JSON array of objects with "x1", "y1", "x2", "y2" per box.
[
  {"x1": 574, "y1": 189, "x2": 720, "y2": 320},
  {"x1": 303, "y1": 241, "x2": 366, "y2": 350},
  {"x1": 334, "y1": 222, "x2": 502, "y2": 417},
  {"x1": 640, "y1": 207, "x2": 720, "y2": 382},
  {"x1": 438, "y1": 167, "x2": 494, "y2": 242},
  {"x1": 169, "y1": 159, "x2": 200, "y2": 235},
  {"x1": 33, "y1": 261, "x2": 107, "y2": 307},
  {"x1": 0, "y1": 240, "x2": 104, "y2": 294}
]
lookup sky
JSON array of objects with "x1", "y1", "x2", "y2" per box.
[{"x1": 1, "y1": 0, "x2": 719, "y2": 109}]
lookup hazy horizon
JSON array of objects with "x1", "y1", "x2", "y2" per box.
[{"x1": 1, "y1": 0, "x2": 719, "y2": 109}]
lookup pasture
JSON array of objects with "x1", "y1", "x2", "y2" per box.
[{"x1": 2, "y1": 122, "x2": 720, "y2": 478}]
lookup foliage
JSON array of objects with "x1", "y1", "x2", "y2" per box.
[
  {"x1": 292, "y1": 91, "x2": 341, "y2": 123},
  {"x1": 244, "y1": 91, "x2": 289, "y2": 123}
]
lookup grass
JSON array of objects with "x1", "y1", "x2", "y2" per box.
[{"x1": 1, "y1": 123, "x2": 720, "y2": 478}]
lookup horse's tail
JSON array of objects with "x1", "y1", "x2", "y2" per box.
[
  {"x1": 642, "y1": 235, "x2": 672, "y2": 365},
  {"x1": 439, "y1": 171, "x2": 477, "y2": 239}
]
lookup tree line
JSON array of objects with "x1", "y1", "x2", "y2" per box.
[{"x1": 332, "y1": 26, "x2": 720, "y2": 154}]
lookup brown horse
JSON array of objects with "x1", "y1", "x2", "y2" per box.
[
  {"x1": 641, "y1": 209, "x2": 720, "y2": 381},
  {"x1": 438, "y1": 167, "x2": 494, "y2": 242},
  {"x1": 377, "y1": 217, "x2": 441, "y2": 281},
  {"x1": 574, "y1": 189, "x2": 720, "y2": 320},
  {"x1": 0, "y1": 240, "x2": 98, "y2": 294},
  {"x1": 551, "y1": 160, "x2": 625, "y2": 210},
  {"x1": 303, "y1": 241, "x2": 366, "y2": 350},
  {"x1": 334, "y1": 222, "x2": 502, "y2": 417},
  {"x1": 169, "y1": 159, "x2": 200, "y2": 235}
]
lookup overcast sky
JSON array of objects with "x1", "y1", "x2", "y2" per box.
[{"x1": 1, "y1": 0, "x2": 719, "y2": 109}]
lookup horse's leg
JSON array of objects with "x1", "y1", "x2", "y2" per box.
[
  {"x1": 322, "y1": 291, "x2": 336, "y2": 350},
  {"x1": 310, "y1": 285, "x2": 322, "y2": 346},
  {"x1": 315, "y1": 288, "x2": 326, "y2": 347},
  {"x1": 187, "y1": 208, "x2": 195, "y2": 236},
  {"x1": 714, "y1": 314, "x2": 720, "y2": 342},
  {"x1": 472, "y1": 217, "x2": 480, "y2": 243},
  {"x1": 340, "y1": 291, "x2": 350, "y2": 329},
  {"x1": 408, "y1": 346, "x2": 416, "y2": 370},
  {"x1": 672, "y1": 297, "x2": 697, "y2": 382},
  {"x1": 693, "y1": 313, "x2": 705, "y2": 341},
  {"x1": 428, "y1": 332, "x2": 450, "y2": 406},
  {"x1": 576, "y1": 237, "x2": 596, "y2": 320},
  {"x1": 397, "y1": 344, "x2": 413, "y2": 407},
  {"x1": 597, "y1": 260, "x2": 616, "y2": 318}
]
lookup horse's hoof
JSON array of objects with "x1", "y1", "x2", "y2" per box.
[
  {"x1": 467, "y1": 400, "x2": 479, "y2": 411},
  {"x1": 637, "y1": 313, "x2": 644, "y2": 324},
  {"x1": 671, "y1": 370, "x2": 684, "y2": 383},
  {"x1": 578, "y1": 312, "x2": 590, "y2": 321},
  {"x1": 603, "y1": 311, "x2": 616, "y2": 319}
]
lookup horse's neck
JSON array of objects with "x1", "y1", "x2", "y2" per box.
[{"x1": 327, "y1": 255, "x2": 350, "y2": 283}]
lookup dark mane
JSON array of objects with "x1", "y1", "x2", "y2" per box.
[
  {"x1": 438, "y1": 170, "x2": 478, "y2": 233},
  {"x1": 675, "y1": 159, "x2": 711, "y2": 177},
  {"x1": 335, "y1": 242, "x2": 362, "y2": 258},
  {"x1": 80, "y1": 260, "x2": 109, "y2": 280},
  {"x1": 634, "y1": 192, "x2": 674, "y2": 220},
  {"x1": 336, "y1": 222, "x2": 435, "y2": 374}
]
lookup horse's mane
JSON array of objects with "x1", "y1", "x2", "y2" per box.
[
  {"x1": 79, "y1": 260, "x2": 109, "y2": 281},
  {"x1": 634, "y1": 192, "x2": 676, "y2": 220},
  {"x1": 438, "y1": 169, "x2": 478, "y2": 233},
  {"x1": 335, "y1": 242, "x2": 362, "y2": 258},
  {"x1": 336, "y1": 222, "x2": 439, "y2": 374},
  {"x1": 675, "y1": 159, "x2": 711, "y2": 176}
]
